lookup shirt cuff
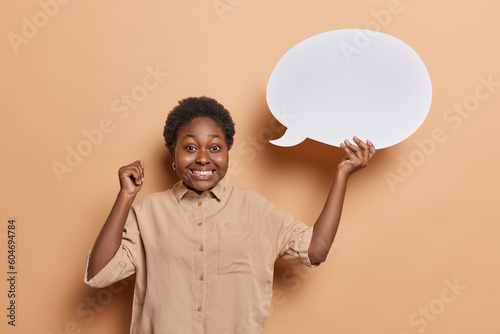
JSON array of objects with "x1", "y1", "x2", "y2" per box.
[
  {"x1": 299, "y1": 226, "x2": 320, "y2": 268},
  {"x1": 83, "y1": 246, "x2": 129, "y2": 288}
]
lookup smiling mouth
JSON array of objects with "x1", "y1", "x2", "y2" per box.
[{"x1": 192, "y1": 170, "x2": 214, "y2": 176}]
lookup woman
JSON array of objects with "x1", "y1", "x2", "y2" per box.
[{"x1": 84, "y1": 96, "x2": 375, "y2": 333}]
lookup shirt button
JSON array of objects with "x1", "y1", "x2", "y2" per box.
[
  {"x1": 197, "y1": 202, "x2": 202, "y2": 206},
  {"x1": 199, "y1": 245, "x2": 204, "y2": 252},
  {"x1": 198, "y1": 274, "x2": 204, "y2": 281},
  {"x1": 197, "y1": 306, "x2": 202, "y2": 312},
  {"x1": 197, "y1": 221, "x2": 202, "y2": 226}
]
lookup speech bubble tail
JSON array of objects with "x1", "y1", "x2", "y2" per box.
[{"x1": 269, "y1": 129, "x2": 307, "y2": 147}]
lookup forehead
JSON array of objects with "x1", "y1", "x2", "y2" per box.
[{"x1": 177, "y1": 117, "x2": 225, "y2": 139}]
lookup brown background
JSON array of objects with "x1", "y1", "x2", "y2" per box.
[{"x1": 1, "y1": 0, "x2": 499, "y2": 333}]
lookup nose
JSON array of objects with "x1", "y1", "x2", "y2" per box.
[{"x1": 196, "y1": 150, "x2": 210, "y2": 166}]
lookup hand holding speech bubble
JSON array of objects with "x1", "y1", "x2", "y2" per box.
[{"x1": 266, "y1": 29, "x2": 432, "y2": 149}]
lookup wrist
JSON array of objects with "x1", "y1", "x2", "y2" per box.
[
  {"x1": 117, "y1": 190, "x2": 137, "y2": 202},
  {"x1": 336, "y1": 169, "x2": 351, "y2": 181}
]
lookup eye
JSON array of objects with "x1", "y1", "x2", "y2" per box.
[
  {"x1": 185, "y1": 145, "x2": 197, "y2": 151},
  {"x1": 210, "y1": 145, "x2": 221, "y2": 152}
]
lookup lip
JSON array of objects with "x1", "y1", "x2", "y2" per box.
[{"x1": 189, "y1": 169, "x2": 217, "y2": 180}]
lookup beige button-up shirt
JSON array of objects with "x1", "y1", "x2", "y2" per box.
[{"x1": 84, "y1": 181, "x2": 316, "y2": 334}]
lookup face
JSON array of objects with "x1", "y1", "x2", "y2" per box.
[{"x1": 171, "y1": 117, "x2": 229, "y2": 192}]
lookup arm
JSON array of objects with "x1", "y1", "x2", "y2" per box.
[
  {"x1": 86, "y1": 160, "x2": 145, "y2": 280},
  {"x1": 308, "y1": 137, "x2": 375, "y2": 264}
]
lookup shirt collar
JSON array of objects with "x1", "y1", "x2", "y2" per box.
[{"x1": 173, "y1": 180, "x2": 226, "y2": 203}]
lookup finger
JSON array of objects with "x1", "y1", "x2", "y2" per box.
[
  {"x1": 339, "y1": 142, "x2": 354, "y2": 156},
  {"x1": 367, "y1": 139, "x2": 375, "y2": 151},
  {"x1": 132, "y1": 164, "x2": 144, "y2": 185},
  {"x1": 137, "y1": 160, "x2": 145, "y2": 182},
  {"x1": 340, "y1": 142, "x2": 359, "y2": 165},
  {"x1": 121, "y1": 167, "x2": 139, "y2": 185},
  {"x1": 130, "y1": 160, "x2": 144, "y2": 182},
  {"x1": 344, "y1": 139, "x2": 362, "y2": 159},
  {"x1": 367, "y1": 139, "x2": 376, "y2": 159},
  {"x1": 352, "y1": 136, "x2": 369, "y2": 150},
  {"x1": 352, "y1": 136, "x2": 370, "y2": 162},
  {"x1": 124, "y1": 163, "x2": 143, "y2": 186}
]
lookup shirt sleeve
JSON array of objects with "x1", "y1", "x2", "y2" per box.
[
  {"x1": 277, "y1": 215, "x2": 319, "y2": 267},
  {"x1": 261, "y1": 199, "x2": 319, "y2": 268},
  {"x1": 83, "y1": 206, "x2": 142, "y2": 288}
]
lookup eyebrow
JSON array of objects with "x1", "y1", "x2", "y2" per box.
[{"x1": 184, "y1": 134, "x2": 221, "y2": 139}]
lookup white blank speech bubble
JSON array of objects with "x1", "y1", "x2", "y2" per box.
[{"x1": 266, "y1": 29, "x2": 432, "y2": 149}]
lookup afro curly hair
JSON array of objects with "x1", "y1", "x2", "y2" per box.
[{"x1": 163, "y1": 96, "x2": 236, "y2": 150}]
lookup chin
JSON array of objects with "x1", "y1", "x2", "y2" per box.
[{"x1": 186, "y1": 179, "x2": 219, "y2": 192}]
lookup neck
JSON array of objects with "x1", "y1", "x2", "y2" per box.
[{"x1": 185, "y1": 183, "x2": 215, "y2": 195}]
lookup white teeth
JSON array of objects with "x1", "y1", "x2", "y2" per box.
[{"x1": 193, "y1": 170, "x2": 213, "y2": 176}]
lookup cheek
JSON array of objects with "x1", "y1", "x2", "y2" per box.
[
  {"x1": 177, "y1": 157, "x2": 194, "y2": 170},
  {"x1": 214, "y1": 155, "x2": 229, "y2": 170}
]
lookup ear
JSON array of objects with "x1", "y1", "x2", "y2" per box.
[{"x1": 169, "y1": 144, "x2": 175, "y2": 158}]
